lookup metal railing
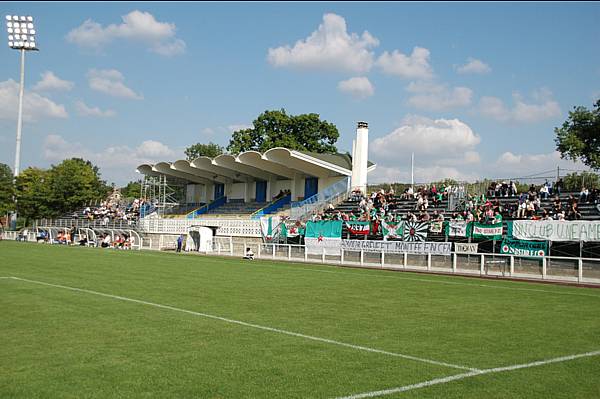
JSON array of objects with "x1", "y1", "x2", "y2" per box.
[
  {"x1": 205, "y1": 239, "x2": 600, "y2": 285},
  {"x1": 291, "y1": 177, "x2": 350, "y2": 220},
  {"x1": 138, "y1": 217, "x2": 262, "y2": 236},
  {"x1": 34, "y1": 218, "x2": 138, "y2": 230}
]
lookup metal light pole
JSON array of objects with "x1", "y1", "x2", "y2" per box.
[{"x1": 5, "y1": 14, "x2": 38, "y2": 229}]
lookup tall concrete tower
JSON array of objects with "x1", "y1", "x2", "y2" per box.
[{"x1": 351, "y1": 121, "x2": 369, "y2": 193}]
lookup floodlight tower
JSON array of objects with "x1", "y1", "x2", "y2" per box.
[{"x1": 5, "y1": 14, "x2": 38, "y2": 228}]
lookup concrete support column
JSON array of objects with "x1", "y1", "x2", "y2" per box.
[
  {"x1": 291, "y1": 173, "x2": 304, "y2": 202},
  {"x1": 244, "y1": 180, "x2": 254, "y2": 203}
]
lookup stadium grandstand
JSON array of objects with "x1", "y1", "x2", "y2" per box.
[{"x1": 5, "y1": 121, "x2": 599, "y2": 286}]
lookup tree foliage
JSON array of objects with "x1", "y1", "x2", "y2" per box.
[
  {"x1": 227, "y1": 109, "x2": 339, "y2": 154},
  {"x1": 14, "y1": 158, "x2": 110, "y2": 223},
  {"x1": 555, "y1": 99, "x2": 600, "y2": 169},
  {"x1": 184, "y1": 142, "x2": 224, "y2": 161},
  {"x1": 562, "y1": 171, "x2": 600, "y2": 191},
  {"x1": 120, "y1": 180, "x2": 142, "y2": 199},
  {"x1": 15, "y1": 167, "x2": 54, "y2": 222},
  {"x1": 0, "y1": 163, "x2": 14, "y2": 215}
]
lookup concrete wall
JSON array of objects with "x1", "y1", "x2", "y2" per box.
[
  {"x1": 272, "y1": 180, "x2": 292, "y2": 200},
  {"x1": 186, "y1": 184, "x2": 203, "y2": 204},
  {"x1": 318, "y1": 176, "x2": 346, "y2": 194},
  {"x1": 229, "y1": 182, "x2": 246, "y2": 200}
]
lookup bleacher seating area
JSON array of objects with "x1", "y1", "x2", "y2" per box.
[{"x1": 322, "y1": 191, "x2": 600, "y2": 244}]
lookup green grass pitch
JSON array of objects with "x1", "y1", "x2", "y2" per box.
[{"x1": 1, "y1": 240, "x2": 599, "y2": 398}]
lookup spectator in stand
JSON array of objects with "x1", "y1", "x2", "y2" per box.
[
  {"x1": 494, "y1": 211, "x2": 503, "y2": 224},
  {"x1": 580, "y1": 187, "x2": 589, "y2": 203},
  {"x1": 553, "y1": 196, "x2": 563, "y2": 214},
  {"x1": 567, "y1": 202, "x2": 582, "y2": 220},
  {"x1": 555, "y1": 178, "x2": 564, "y2": 196},
  {"x1": 539, "y1": 184, "x2": 549, "y2": 200}
]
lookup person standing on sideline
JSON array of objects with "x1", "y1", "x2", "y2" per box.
[{"x1": 176, "y1": 234, "x2": 184, "y2": 253}]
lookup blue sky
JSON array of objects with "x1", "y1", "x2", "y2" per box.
[{"x1": 1, "y1": 2, "x2": 599, "y2": 185}]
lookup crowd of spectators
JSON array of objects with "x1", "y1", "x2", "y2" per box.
[
  {"x1": 460, "y1": 180, "x2": 600, "y2": 222},
  {"x1": 79, "y1": 198, "x2": 145, "y2": 225},
  {"x1": 316, "y1": 180, "x2": 600, "y2": 231},
  {"x1": 99, "y1": 233, "x2": 133, "y2": 249},
  {"x1": 315, "y1": 186, "x2": 449, "y2": 226}
]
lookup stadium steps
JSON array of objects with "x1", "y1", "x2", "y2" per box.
[{"x1": 203, "y1": 200, "x2": 267, "y2": 215}]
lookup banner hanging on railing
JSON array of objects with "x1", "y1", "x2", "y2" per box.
[
  {"x1": 445, "y1": 220, "x2": 468, "y2": 237},
  {"x1": 260, "y1": 216, "x2": 282, "y2": 240},
  {"x1": 345, "y1": 221, "x2": 370, "y2": 235},
  {"x1": 429, "y1": 221, "x2": 443, "y2": 233},
  {"x1": 509, "y1": 220, "x2": 600, "y2": 242},
  {"x1": 305, "y1": 237, "x2": 342, "y2": 255},
  {"x1": 305, "y1": 220, "x2": 343, "y2": 255},
  {"x1": 471, "y1": 222, "x2": 503, "y2": 240},
  {"x1": 341, "y1": 239, "x2": 452, "y2": 255},
  {"x1": 454, "y1": 243, "x2": 478, "y2": 254},
  {"x1": 403, "y1": 221, "x2": 428, "y2": 242},
  {"x1": 305, "y1": 220, "x2": 343, "y2": 238},
  {"x1": 500, "y1": 238, "x2": 548, "y2": 258},
  {"x1": 381, "y1": 220, "x2": 402, "y2": 241}
]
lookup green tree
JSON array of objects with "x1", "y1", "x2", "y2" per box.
[
  {"x1": 184, "y1": 142, "x2": 224, "y2": 161},
  {"x1": 227, "y1": 109, "x2": 339, "y2": 154},
  {"x1": 555, "y1": 99, "x2": 600, "y2": 169},
  {"x1": 562, "y1": 171, "x2": 600, "y2": 191},
  {"x1": 120, "y1": 180, "x2": 142, "y2": 199},
  {"x1": 0, "y1": 163, "x2": 14, "y2": 216},
  {"x1": 46, "y1": 158, "x2": 110, "y2": 215},
  {"x1": 14, "y1": 167, "x2": 54, "y2": 223}
]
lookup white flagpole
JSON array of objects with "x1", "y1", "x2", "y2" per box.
[{"x1": 411, "y1": 152, "x2": 414, "y2": 190}]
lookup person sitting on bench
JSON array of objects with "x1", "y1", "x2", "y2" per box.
[{"x1": 243, "y1": 247, "x2": 254, "y2": 260}]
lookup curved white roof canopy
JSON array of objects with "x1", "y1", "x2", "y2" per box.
[{"x1": 137, "y1": 147, "x2": 363, "y2": 184}]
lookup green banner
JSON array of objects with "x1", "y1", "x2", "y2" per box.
[
  {"x1": 500, "y1": 238, "x2": 548, "y2": 258},
  {"x1": 345, "y1": 221, "x2": 370, "y2": 235},
  {"x1": 471, "y1": 222, "x2": 503, "y2": 240},
  {"x1": 305, "y1": 220, "x2": 343, "y2": 238}
]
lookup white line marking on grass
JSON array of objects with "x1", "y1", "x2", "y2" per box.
[
  {"x1": 335, "y1": 350, "x2": 600, "y2": 399},
  {"x1": 7, "y1": 276, "x2": 478, "y2": 372},
  {"x1": 253, "y1": 262, "x2": 600, "y2": 298}
]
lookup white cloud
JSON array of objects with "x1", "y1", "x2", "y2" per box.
[
  {"x1": 376, "y1": 47, "x2": 434, "y2": 80},
  {"x1": 43, "y1": 134, "x2": 177, "y2": 183},
  {"x1": 87, "y1": 69, "x2": 143, "y2": 100},
  {"x1": 75, "y1": 101, "x2": 116, "y2": 117},
  {"x1": 267, "y1": 13, "x2": 379, "y2": 73},
  {"x1": 32, "y1": 71, "x2": 75, "y2": 91},
  {"x1": 200, "y1": 127, "x2": 215, "y2": 136},
  {"x1": 337, "y1": 76, "x2": 374, "y2": 99},
  {"x1": 479, "y1": 88, "x2": 561, "y2": 123},
  {"x1": 370, "y1": 165, "x2": 479, "y2": 184},
  {"x1": 372, "y1": 116, "x2": 480, "y2": 160},
  {"x1": 66, "y1": 10, "x2": 186, "y2": 56},
  {"x1": 406, "y1": 81, "x2": 473, "y2": 111},
  {"x1": 456, "y1": 57, "x2": 491, "y2": 74},
  {"x1": 493, "y1": 151, "x2": 587, "y2": 177},
  {"x1": 369, "y1": 116, "x2": 482, "y2": 183},
  {"x1": 227, "y1": 124, "x2": 252, "y2": 132},
  {"x1": 0, "y1": 79, "x2": 68, "y2": 122}
]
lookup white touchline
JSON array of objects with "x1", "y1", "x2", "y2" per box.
[
  {"x1": 6, "y1": 276, "x2": 477, "y2": 372},
  {"x1": 335, "y1": 350, "x2": 600, "y2": 399}
]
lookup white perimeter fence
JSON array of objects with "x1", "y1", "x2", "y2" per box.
[
  {"x1": 208, "y1": 237, "x2": 600, "y2": 285},
  {"x1": 3, "y1": 231, "x2": 600, "y2": 286}
]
